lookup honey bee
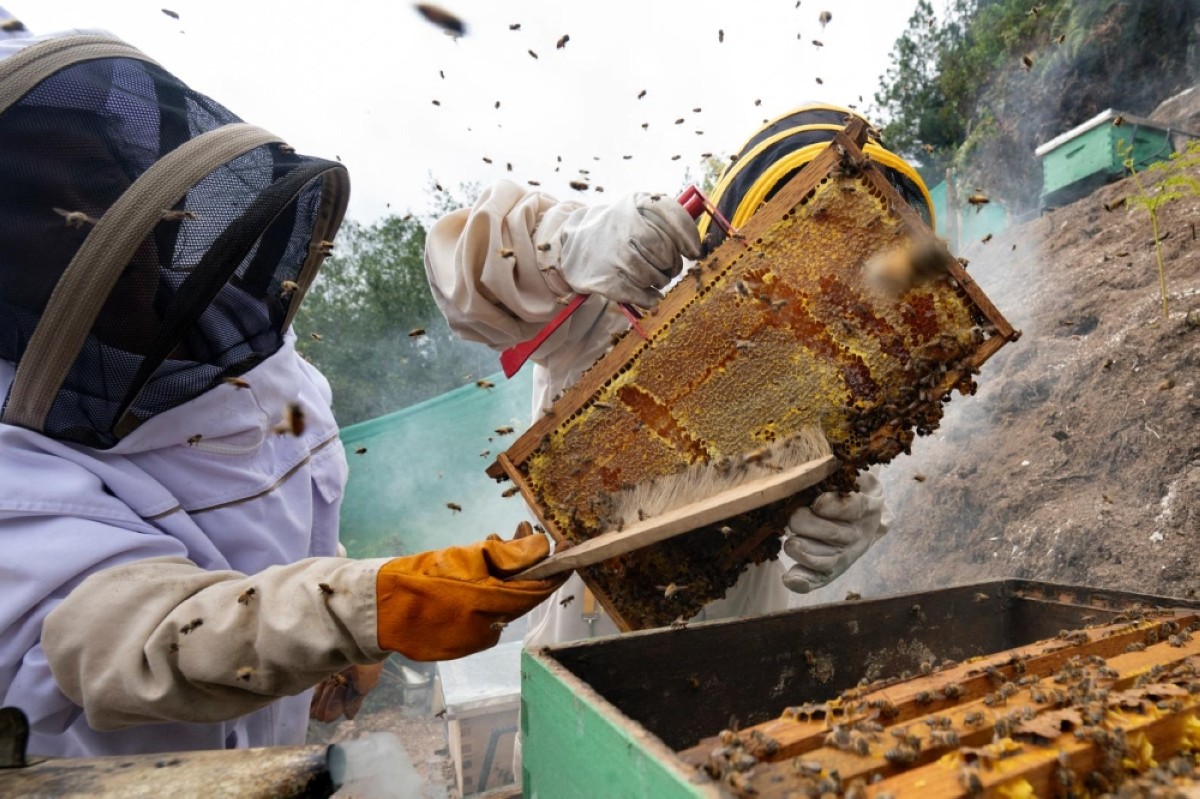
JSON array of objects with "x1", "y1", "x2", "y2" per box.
[
  {"x1": 812, "y1": 39, "x2": 824, "y2": 47},
  {"x1": 1056, "y1": 33, "x2": 1066, "y2": 44},
  {"x1": 280, "y1": 280, "x2": 301, "y2": 295},
  {"x1": 845, "y1": 591, "x2": 862, "y2": 601},
  {"x1": 658, "y1": 582, "x2": 686, "y2": 599},
  {"x1": 981, "y1": 233, "x2": 993, "y2": 243},
  {"x1": 1028, "y1": 4, "x2": 1043, "y2": 17},
  {"x1": 237, "y1": 587, "x2": 256, "y2": 605},
  {"x1": 274, "y1": 403, "x2": 306, "y2": 436},
  {"x1": 641, "y1": 122, "x2": 649, "y2": 130},
  {"x1": 884, "y1": 746, "x2": 918, "y2": 765},
  {"x1": 180, "y1": 618, "x2": 204, "y2": 635},
  {"x1": 446, "y1": 502, "x2": 463, "y2": 513},
  {"x1": 161, "y1": 8, "x2": 180, "y2": 20},
  {"x1": 528, "y1": 49, "x2": 538, "y2": 59},
  {"x1": 536, "y1": 242, "x2": 551, "y2": 252},
  {"x1": 53, "y1": 207, "x2": 99, "y2": 228},
  {"x1": 494, "y1": 100, "x2": 501, "y2": 109},
  {"x1": 1112, "y1": 114, "x2": 1126, "y2": 127},
  {"x1": 414, "y1": 4, "x2": 466, "y2": 37},
  {"x1": 479, "y1": 450, "x2": 490, "y2": 458},
  {"x1": 476, "y1": 380, "x2": 495, "y2": 389},
  {"x1": 481, "y1": 156, "x2": 492, "y2": 164},
  {"x1": 501, "y1": 486, "x2": 520, "y2": 499},
  {"x1": 168, "y1": 642, "x2": 180, "y2": 654},
  {"x1": 816, "y1": 77, "x2": 824, "y2": 85},
  {"x1": 237, "y1": 666, "x2": 253, "y2": 682},
  {"x1": 963, "y1": 711, "x2": 985, "y2": 726},
  {"x1": 556, "y1": 34, "x2": 569, "y2": 49},
  {"x1": 559, "y1": 595, "x2": 576, "y2": 607},
  {"x1": 913, "y1": 473, "x2": 927, "y2": 482},
  {"x1": 187, "y1": 434, "x2": 203, "y2": 446},
  {"x1": 527, "y1": 180, "x2": 541, "y2": 186},
  {"x1": 819, "y1": 10, "x2": 832, "y2": 26},
  {"x1": 310, "y1": 332, "x2": 322, "y2": 341},
  {"x1": 974, "y1": 592, "x2": 990, "y2": 603},
  {"x1": 568, "y1": 180, "x2": 589, "y2": 191},
  {"x1": 498, "y1": 247, "x2": 515, "y2": 259},
  {"x1": 595, "y1": 186, "x2": 605, "y2": 193},
  {"x1": 509, "y1": 23, "x2": 521, "y2": 30},
  {"x1": 671, "y1": 155, "x2": 681, "y2": 161},
  {"x1": 1022, "y1": 54, "x2": 1034, "y2": 70},
  {"x1": 967, "y1": 193, "x2": 990, "y2": 210},
  {"x1": 408, "y1": 328, "x2": 426, "y2": 337},
  {"x1": 224, "y1": 377, "x2": 251, "y2": 390},
  {"x1": 355, "y1": 446, "x2": 367, "y2": 455},
  {"x1": 674, "y1": 118, "x2": 685, "y2": 125},
  {"x1": 718, "y1": 525, "x2": 734, "y2": 537}
]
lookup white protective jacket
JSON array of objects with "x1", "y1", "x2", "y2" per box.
[
  {"x1": 425, "y1": 180, "x2": 791, "y2": 646},
  {"x1": 0, "y1": 336, "x2": 390, "y2": 757}
]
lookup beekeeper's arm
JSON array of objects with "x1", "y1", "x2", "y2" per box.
[
  {"x1": 36, "y1": 521, "x2": 559, "y2": 731},
  {"x1": 423, "y1": 179, "x2": 701, "y2": 357}
]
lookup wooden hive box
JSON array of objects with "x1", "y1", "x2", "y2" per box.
[{"x1": 488, "y1": 120, "x2": 1018, "y2": 630}]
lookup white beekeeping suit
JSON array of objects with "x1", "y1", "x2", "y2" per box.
[{"x1": 0, "y1": 26, "x2": 561, "y2": 759}]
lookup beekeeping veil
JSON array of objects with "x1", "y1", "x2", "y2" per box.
[{"x1": 0, "y1": 34, "x2": 349, "y2": 449}]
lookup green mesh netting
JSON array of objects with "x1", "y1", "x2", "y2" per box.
[{"x1": 337, "y1": 369, "x2": 534, "y2": 559}]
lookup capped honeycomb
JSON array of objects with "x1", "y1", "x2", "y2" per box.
[{"x1": 493, "y1": 124, "x2": 1016, "y2": 630}]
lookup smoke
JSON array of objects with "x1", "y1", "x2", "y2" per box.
[{"x1": 329, "y1": 733, "x2": 430, "y2": 799}]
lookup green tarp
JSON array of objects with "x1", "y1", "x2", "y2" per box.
[{"x1": 336, "y1": 368, "x2": 535, "y2": 559}]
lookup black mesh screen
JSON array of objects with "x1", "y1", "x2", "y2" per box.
[{"x1": 0, "y1": 54, "x2": 345, "y2": 448}]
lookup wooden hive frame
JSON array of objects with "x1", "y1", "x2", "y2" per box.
[
  {"x1": 679, "y1": 610, "x2": 1200, "y2": 797},
  {"x1": 488, "y1": 120, "x2": 1019, "y2": 631}
]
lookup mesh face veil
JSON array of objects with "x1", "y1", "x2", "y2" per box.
[
  {"x1": 698, "y1": 104, "x2": 934, "y2": 252},
  {"x1": 0, "y1": 35, "x2": 349, "y2": 448}
]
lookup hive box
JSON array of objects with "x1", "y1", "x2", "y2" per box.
[
  {"x1": 520, "y1": 580, "x2": 1200, "y2": 798},
  {"x1": 437, "y1": 641, "x2": 522, "y2": 796}
]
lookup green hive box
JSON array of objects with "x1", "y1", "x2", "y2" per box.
[
  {"x1": 519, "y1": 580, "x2": 1200, "y2": 798},
  {"x1": 1035, "y1": 108, "x2": 1175, "y2": 210}
]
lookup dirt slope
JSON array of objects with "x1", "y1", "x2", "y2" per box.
[{"x1": 801, "y1": 160, "x2": 1200, "y2": 605}]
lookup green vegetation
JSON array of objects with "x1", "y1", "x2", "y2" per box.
[
  {"x1": 1122, "y1": 140, "x2": 1200, "y2": 319},
  {"x1": 293, "y1": 187, "x2": 498, "y2": 426}
]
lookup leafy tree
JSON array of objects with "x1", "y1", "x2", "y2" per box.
[{"x1": 293, "y1": 208, "x2": 498, "y2": 427}]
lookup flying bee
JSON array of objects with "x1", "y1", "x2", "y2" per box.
[
  {"x1": 568, "y1": 180, "x2": 589, "y2": 191},
  {"x1": 498, "y1": 247, "x2": 515, "y2": 258},
  {"x1": 280, "y1": 280, "x2": 301, "y2": 295},
  {"x1": 816, "y1": 77, "x2": 824, "y2": 85},
  {"x1": 237, "y1": 587, "x2": 256, "y2": 605},
  {"x1": 1056, "y1": 33, "x2": 1065, "y2": 44},
  {"x1": 476, "y1": 379, "x2": 495, "y2": 389},
  {"x1": 967, "y1": 193, "x2": 990, "y2": 211},
  {"x1": 180, "y1": 618, "x2": 203, "y2": 635},
  {"x1": 501, "y1": 486, "x2": 520, "y2": 498},
  {"x1": 812, "y1": 39, "x2": 824, "y2": 47},
  {"x1": 658, "y1": 582, "x2": 686, "y2": 599},
  {"x1": 528, "y1": 49, "x2": 538, "y2": 59},
  {"x1": 641, "y1": 122, "x2": 649, "y2": 130},
  {"x1": 495, "y1": 426, "x2": 515, "y2": 435},
  {"x1": 1, "y1": 17, "x2": 26, "y2": 31},
  {"x1": 414, "y1": 4, "x2": 467, "y2": 37},
  {"x1": 446, "y1": 502, "x2": 463, "y2": 513},
  {"x1": 527, "y1": 180, "x2": 541, "y2": 186},
  {"x1": 556, "y1": 34, "x2": 569, "y2": 48},
  {"x1": 355, "y1": 447, "x2": 367, "y2": 455},
  {"x1": 318, "y1": 583, "x2": 334, "y2": 597},
  {"x1": 237, "y1": 666, "x2": 253, "y2": 682},
  {"x1": 536, "y1": 242, "x2": 551, "y2": 252},
  {"x1": 981, "y1": 233, "x2": 993, "y2": 243},
  {"x1": 161, "y1": 8, "x2": 180, "y2": 20},
  {"x1": 1022, "y1": 53, "x2": 1034, "y2": 70},
  {"x1": 310, "y1": 332, "x2": 322, "y2": 341},
  {"x1": 53, "y1": 207, "x2": 99, "y2": 228},
  {"x1": 408, "y1": 328, "x2": 426, "y2": 337},
  {"x1": 509, "y1": 23, "x2": 521, "y2": 30},
  {"x1": 1112, "y1": 115, "x2": 1125, "y2": 127},
  {"x1": 819, "y1": 10, "x2": 832, "y2": 26},
  {"x1": 670, "y1": 155, "x2": 681, "y2": 161},
  {"x1": 274, "y1": 402, "x2": 305, "y2": 436},
  {"x1": 914, "y1": 473, "x2": 927, "y2": 482},
  {"x1": 559, "y1": 595, "x2": 576, "y2": 608},
  {"x1": 718, "y1": 29, "x2": 724, "y2": 43},
  {"x1": 224, "y1": 376, "x2": 251, "y2": 390},
  {"x1": 187, "y1": 434, "x2": 203, "y2": 446},
  {"x1": 479, "y1": 450, "x2": 490, "y2": 458}
]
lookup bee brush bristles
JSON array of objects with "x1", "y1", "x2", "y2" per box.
[{"x1": 606, "y1": 427, "x2": 832, "y2": 534}]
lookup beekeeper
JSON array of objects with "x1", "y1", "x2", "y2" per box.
[
  {"x1": 0, "y1": 20, "x2": 562, "y2": 758},
  {"x1": 425, "y1": 105, "x2": 936, "y2": 645}
]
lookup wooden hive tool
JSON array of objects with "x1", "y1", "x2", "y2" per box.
[{"x1": 493, "y1": 118, "x2": 1019, "y2": 630}]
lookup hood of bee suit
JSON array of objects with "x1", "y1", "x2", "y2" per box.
[
  {"x1": 0, "y1": 32, "x2": 349, "y2": 450},
  {"x1": 698, "y1": 103, "x2": 934, "y2": 252}
]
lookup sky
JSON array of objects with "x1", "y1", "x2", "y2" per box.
[{"x1": 13, "y1": 0, "x2": 924, "y2": 223}]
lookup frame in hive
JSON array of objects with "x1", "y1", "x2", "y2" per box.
[{"x1": 487, "y1": 120, "x2": 1018, "y2": 631}]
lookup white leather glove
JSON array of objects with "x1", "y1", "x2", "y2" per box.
[
  {"x1": 781, "y1": 472, "x2": 892, "y2": 594},
  {"x1": 556, "y1": 193, "x2": 702, "y2": 308}
]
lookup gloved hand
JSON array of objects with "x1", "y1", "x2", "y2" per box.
[
  {"x1": 376, "y1": 522, "x2": 565, "y2": 661},
  {"x1": 781, "y1": 472, "x2": 892, "y2": 594},
  {"x1": 310, "y1": 662, "x2": 384, "y2": 722},
  {"x1": 557, "y1": 193, "x2": 703, "y2": 308}
]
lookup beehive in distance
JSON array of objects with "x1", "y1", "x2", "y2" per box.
[{"x1": 489, "y1": 121, "x2": 1017, "y2": 630}]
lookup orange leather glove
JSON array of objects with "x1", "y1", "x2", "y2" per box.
[
  {"x1": 376, "y1": 523, "x2": 565, "y2": 661},
  {"x1": 309, "y1": 662, "x2": 385, "y2": 722}
]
